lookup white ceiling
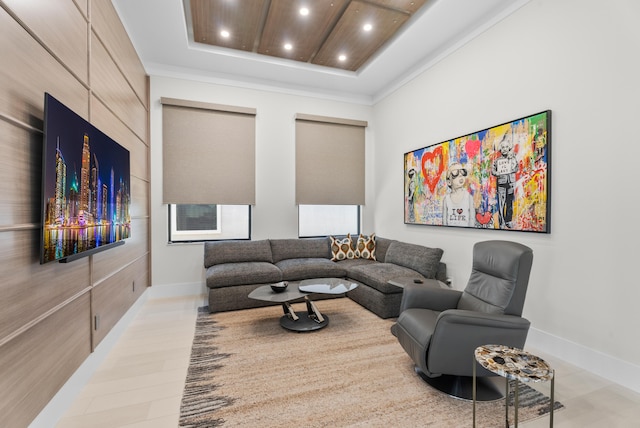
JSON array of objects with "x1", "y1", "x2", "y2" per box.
[{"x1": 112, "y1": 0, "x2": 530, "y2": 104}]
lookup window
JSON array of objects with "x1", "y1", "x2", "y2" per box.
[
  {"x1": 298, "y1": 205, "x2": 360, "y2": 237},
  {"x1": 169, "y1": 204, "x2": 250, "y2": 242}
]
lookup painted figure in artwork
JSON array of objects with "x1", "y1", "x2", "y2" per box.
[
  {"x1": 406, "y1": 168, "x2": 417, "y2": 223},
  {"x1": 492, "y1": 132, "x2": 518, "y2": 228},
  {"x1": 442, "y1": 162, "x2": 475, "y2": 227}
]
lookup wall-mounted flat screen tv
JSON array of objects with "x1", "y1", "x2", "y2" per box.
[{"x1": 40, "y1": 93, "x2": 131, "y2": 264}]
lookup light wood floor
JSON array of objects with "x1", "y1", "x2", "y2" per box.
[{"x1": 47, "y1": 292, "x2": 640, "y2": 427}]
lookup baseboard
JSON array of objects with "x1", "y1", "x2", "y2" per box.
[
  {"x1": 29, "y1": 289, "x2": 150, "y2": 428},
  {"x1": 527, "y1": 327, "x2": 640, "y2": 394}
]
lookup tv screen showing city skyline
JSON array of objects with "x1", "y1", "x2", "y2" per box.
[{"x1": 41, "y1": 93, "x2": 131, "y2": 263}]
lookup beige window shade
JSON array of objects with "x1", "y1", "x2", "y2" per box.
[
  {"x1": 161, "y1": 97, "x2": 256, "y2": 204},
  {"x1": 295, "y1": 114, "x2": 367, "y2": 205}
]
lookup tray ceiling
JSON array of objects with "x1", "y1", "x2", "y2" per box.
[
  {"x1": 113, "y1": 0, "x2": 530, "y2": 102},
  {"x1": 187, "y1": 0, "x2": 428, "y2": 72}
]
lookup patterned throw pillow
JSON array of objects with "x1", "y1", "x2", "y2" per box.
[
  {"x1": 355, "y1": 233, "x2": 376, "y2": 260},
  {"x1": 330, "y1": 234, "x2": 355, "y2": 261}
]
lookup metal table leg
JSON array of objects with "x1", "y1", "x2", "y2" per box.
[{"x1": 472, "y1": 356, "x2": 477, "y2": 427}]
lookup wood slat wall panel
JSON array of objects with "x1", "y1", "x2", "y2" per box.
[
  {"x1": 0, "y1": 229, "x2": 91, "y2": 342},
  {"x1": 91, "y1": 0, "x2": 148, "y2": 107},
  {"x1": 91, "y1": 95, "x2": 149, "y2": 181},
  {"x1": 73, "y1": 0, "x2": 88, "y2": 18},
  {"x1": 0, "y1": 121, "x2": 42, "y2": 226},
  {"x1": 0, "y1": 293, "x2": 91, "y2": 428},
  {"x1": 92, "y1": 257, "x2": 147, "y2": 347},
  {"x1": 0, "y1": 0, "x2": 149, "y2": 424},
  {"x1": 130, "y1": 176, "x2": 150, "y2": 219},
  {"x1": 2, "y1": 0, "x2": 89, "y2": 84},
  {"x1": 0, "y1": 8, "x2": 88, "y2": 125},
  {"x1": 90, "y1": 32, "x2": 147, "y2": 140},
  {"x1": 92, "y1": 218, "x2": 149, "y2": 283}
]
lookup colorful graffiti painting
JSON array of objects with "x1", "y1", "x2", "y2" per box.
[{"x1": 404, "y1": 111, "x2": 551, "y2": 233}]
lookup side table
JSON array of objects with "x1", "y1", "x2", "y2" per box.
[{"x1": 473, "y1": 344, "x2": 555, "y2": 427}]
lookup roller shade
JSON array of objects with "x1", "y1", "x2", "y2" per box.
[
  {"x1": 295, "y1": 114, "x2": 367, "y2": 205},
  {"x1": 161, "y1": 97, "x2": 256, "y2": 204}
]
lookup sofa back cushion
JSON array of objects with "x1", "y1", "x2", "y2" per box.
[
  {"x1": 373, "y1": 237, "x2": 395, "y2": 263},
  {"x1": 269, "y1": 238, "x2": 331, "y2": 263},
  {"x1": 384, "y1": 241, "x2": 443, "y2": 279},
  {"x1": 204, "y1": 239, "x2": 273, "y2": 268}
]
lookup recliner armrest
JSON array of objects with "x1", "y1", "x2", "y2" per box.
[
  {"x1": 426, "y1": 309, "x2": 531, "y2": 377},
  {"x1": 436, "y1": 309, "x2": 531, "y2": 330},
  {"x1": 399, "y1": 284, "x2": 462, "y2": 313}
]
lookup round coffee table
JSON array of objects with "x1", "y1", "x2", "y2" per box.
[{"x1": 248, "y1": 278, "x2": 358, "y2": 332}]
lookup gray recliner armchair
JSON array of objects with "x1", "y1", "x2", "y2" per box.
[{"x1": 390, "y1": 240, "x2": 533, "y2": 400}]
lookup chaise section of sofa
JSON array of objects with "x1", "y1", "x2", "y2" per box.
[{"x1": 343, "y1": 238, "x2": 445, "y2": 318}]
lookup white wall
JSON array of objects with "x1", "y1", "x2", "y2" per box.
[
  {"x1": 149, "y1": 76, "x2": 374, "y2": 287},
  {"x1": 373, "y1": 0, "x2": 640, "y2": 390}
]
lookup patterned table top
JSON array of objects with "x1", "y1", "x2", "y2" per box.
[{"x1": 475, "y1": 344, "x2": 554, "y2": 382}]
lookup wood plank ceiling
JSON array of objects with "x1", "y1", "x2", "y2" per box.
[{"x1": 188, "y1": 0, "x2": 429, "y2": 72}]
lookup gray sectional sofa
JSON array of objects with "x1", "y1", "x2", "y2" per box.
[{"x1": 204, "y1": 236, "x2": 447, "y2": 319}]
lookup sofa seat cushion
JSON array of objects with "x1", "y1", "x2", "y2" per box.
[
  {"x1": 384, "y1": 241, "x2": 444, "y2": 279},
  {"x1": 275, "y1": 258, "x2": 347, "y2": 281},
  {"x1": 206, "y1": 262, "x2": 282, "y2": 288},
  {"x1": 347, "y1": 263, "x2": 425, "y2": 294}
]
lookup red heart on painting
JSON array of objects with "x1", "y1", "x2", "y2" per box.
[
  {"x1": 465, "y1": 139, "x2": 481, "y2": 159},
  {"x1": 421, "y1": 146, "x2": 444, "y2": 194},
  {"x1": 476, "y1": 212, "x2": 492, "y2": 225}
]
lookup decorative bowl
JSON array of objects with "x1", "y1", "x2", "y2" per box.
[{"x1": 271, "y1": 281, "x2": 288, "y2": 293}]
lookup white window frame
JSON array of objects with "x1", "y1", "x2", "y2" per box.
[{"x1": 169, "y1": 204, "x2": 250, "y2": 242}]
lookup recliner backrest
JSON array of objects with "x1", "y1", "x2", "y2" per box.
[{"x1": 457, "y1": 240, "x2": 533, "y2": 316}]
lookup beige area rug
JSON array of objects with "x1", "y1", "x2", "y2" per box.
[{"x1": 179, "y1": 298, "x2": 562, "y2": 427}]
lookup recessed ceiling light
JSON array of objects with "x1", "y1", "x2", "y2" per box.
[
  {"x1": 363, "y1": 23, "x2": 373, "y2": 32},
  {"x1": 338, "y1": 54, "x2": 347, "y2": 62},
  {"x1": 284, "y1": 43, "x2": 293, "y2": 51},
  {"x1": 220, "y1": 30, "x2": 230, "y2": 38},
  {"x1": 299, "y1": 7, "x2": 309, "y2": 16}
]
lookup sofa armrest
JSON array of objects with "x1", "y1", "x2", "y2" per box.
[{"x1": 399, "y1": 284, "x2": 462, "y2": 313}]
